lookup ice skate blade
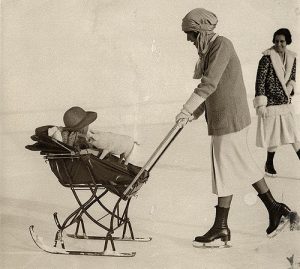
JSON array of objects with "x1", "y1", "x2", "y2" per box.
[
  {"x1": 264, "y1": 172, "x2": 277, "y2": 178},
  {"x1": 192, "y1": 240, "x2": 231, "y2": 249},
  {"x1": 267, "y1": 216, "x2": 290, "y2": 238}
]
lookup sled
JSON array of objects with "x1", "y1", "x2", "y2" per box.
[{"x1": 25, "y1": 123, "x2": 183, "y2": 256}]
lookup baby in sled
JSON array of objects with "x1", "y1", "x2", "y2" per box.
[{"x1": 49, "y1": 106, "x2": 137, "y2": 165}]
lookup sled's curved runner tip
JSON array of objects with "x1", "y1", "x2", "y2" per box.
[
  {"x1": 29, "y1": 225, "x2": 136, "y2": 257},
  {"x1": 29, "y1": 225, "x2": 68, "y2": 254}
]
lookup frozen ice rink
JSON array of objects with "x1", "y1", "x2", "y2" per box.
[
  {"x1": 1, "y1": 0, "x2": 300, "y2": 268},
  {"x1": 1, "y1": 117, "x2": 300, "y2": 269}
]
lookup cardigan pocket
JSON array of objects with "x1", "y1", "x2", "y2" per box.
[{"x1": 210, "y1": 110, "x2": 228, "y2": 130}]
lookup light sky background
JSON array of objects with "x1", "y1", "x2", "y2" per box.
[{"x1": 1, "y1": 0, "x2": 300, "y2": 135}]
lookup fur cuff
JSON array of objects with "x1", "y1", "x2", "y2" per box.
[
  {"x1": 253, "y1": 95, "x2": 268, "y2": 108},
  {"x1": 183, "y1": 93, "x2": 206, "y2": 114}
]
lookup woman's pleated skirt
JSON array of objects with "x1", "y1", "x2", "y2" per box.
[{"x1": 211, "y1": 127, "x2": 263, "y2": 196}]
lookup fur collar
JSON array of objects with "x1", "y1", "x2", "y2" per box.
[{"x1": 262, "y1": 47, "x2": 296, "y2": 97}]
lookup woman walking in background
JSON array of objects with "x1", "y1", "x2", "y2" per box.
[
  {"x1": 253, "y1": 28, "x2": 299, "y2": 177},
  {"x1": 175, "y1": 9, "x2": 298, "y2": 247}
]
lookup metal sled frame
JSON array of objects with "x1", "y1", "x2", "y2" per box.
[
  {"x1": 27, "y1": 122, "x2": 183, "y2": 257},
  {"x1": 50, "y1": 154, "x2": 147, "y2": 256}
]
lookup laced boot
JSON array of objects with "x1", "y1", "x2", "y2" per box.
[
  {"x1": 258, "y1": 190, "x2": 291, "y2": 236},
  {"x1": 194, "y1": 206, "x2": 230, "y2": 246},
  {"x1": 265, "y1": 151, "x2": 277, "y2": 177}
]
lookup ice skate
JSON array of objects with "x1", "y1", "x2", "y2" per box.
[
  {"x1": 193, "y1": 206, "x2": 231, "y2": 248},
  {"x1": 264, "y1": 152, "x2": 277, "y2": 177},
  {"x1": 193, "y1": 226, "x2": 231, "y2": 248},
  {"x1": 193, "y1": 239, "x2": 231, "y2": 248},
  {"x1": 264, "y1": 163, "x2": 277, "y2": 177},
  {"x1": 258, "y1": 190, "x2": 291, "y2": 237},
  {"x1": 268, "y1": 211, "x2": 300, "y2": 238},
  {"x1": 267, "y1": 214, "x2": 290, "y2": 238}
]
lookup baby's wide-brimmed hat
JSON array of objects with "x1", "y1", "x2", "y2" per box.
[{"x1": 63, "y1": 106, "x2": 97, "y2": 131}]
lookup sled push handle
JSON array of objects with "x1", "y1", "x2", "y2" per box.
[{"x1": 123, "y1": 121, "x2": 184, "y2": 196}]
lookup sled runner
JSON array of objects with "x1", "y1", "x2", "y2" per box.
[{"x1": 26, "y1": 123, "x2": 183, "y2": 257}]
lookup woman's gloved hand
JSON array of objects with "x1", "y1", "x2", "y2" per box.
[
  {"x1": 176, "y1": 92, "x2": 205, "y2": 128},
  {"x1": 256, "y1": 106, "x2": 267, "y2": 119},
  {"x1": 175, "y1": 108, "x2": 194, "y2": 128}
]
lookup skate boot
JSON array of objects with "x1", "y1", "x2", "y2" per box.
[
  {"x1": 258, "y1": 190, "x2": 291, "y2": 237},
  {"x1": 193, "y1": 206, "x2": 231, "y2": 248},
  {"x1": 297, "y1": 150, "x2": 300, "y2": 160},
  {"x1": 265, "y1": 151, "x2": 277, "y2": 177}
]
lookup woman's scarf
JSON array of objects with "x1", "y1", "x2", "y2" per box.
[
  {"x1": 193, "y1": 33, "x2": 218, "y2": 79},
  {"x1": 182, "y1": 8, "x2": 218, "y2": 79},
  {"x1": 262, "y1": 47, "x2": 296, "y2": 97}
]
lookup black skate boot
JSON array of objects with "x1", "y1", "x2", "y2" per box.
[
  {"x1": 265, "y1": 151, "x2": 277, "y2": 177},
  {"x1": 258, "y1": 190, "x2": 291, "y2": 237},
  {"x1": 193, "y1": 206, "x2": 231, "y2": 248},
  {"x1": 297, "y1": 150, "x2": 300, "y2": 160}
]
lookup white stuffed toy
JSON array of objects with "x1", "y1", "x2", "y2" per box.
[{"x1": 87, "y1": 130, "x2": 138, "y2": 165}]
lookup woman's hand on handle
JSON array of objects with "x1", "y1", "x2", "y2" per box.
[
  {"x1": 175, "y1": 108, "x2": 194, "y2": 128},
  {"x1": 176, "y1": 92, "x2": 205, "y2": 128}
]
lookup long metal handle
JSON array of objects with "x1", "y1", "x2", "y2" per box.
[
  {"x1": 147, "y1": 126, "x2": 183, "y2": 172},
  {"x1": 123, "y1": 121, "x2": 184, "y2": 196}
]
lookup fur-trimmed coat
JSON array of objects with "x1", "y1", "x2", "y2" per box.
[
  {"x1": 254, "y1": 50, "x2": 296, "y2": 108},
  {"x1": 253, "y1": 48, "x2": 299, "y2": 148}
]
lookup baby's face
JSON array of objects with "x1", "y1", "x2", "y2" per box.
[{"x1": 80, "y1": 126, "x2": 89, "y2": 135}]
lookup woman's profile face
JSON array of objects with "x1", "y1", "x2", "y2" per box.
[
  {"x1": 185, "y1": 31, "x2": 198, "y2": 47},
  {"x1": 274, "y1": 34, "x2": 287, "y2": 53}
]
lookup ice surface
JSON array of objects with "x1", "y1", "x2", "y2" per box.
[
  {"x1": 1, "y1": 1, "x2": 299, "y2": 267},
  {"x1": 1, "y1": 118, "x2": 300, "y2": 269}
]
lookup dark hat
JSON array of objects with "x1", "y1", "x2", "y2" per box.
[{"x1": 63, "y1": 106, "x2": 97, "y2": 131}]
